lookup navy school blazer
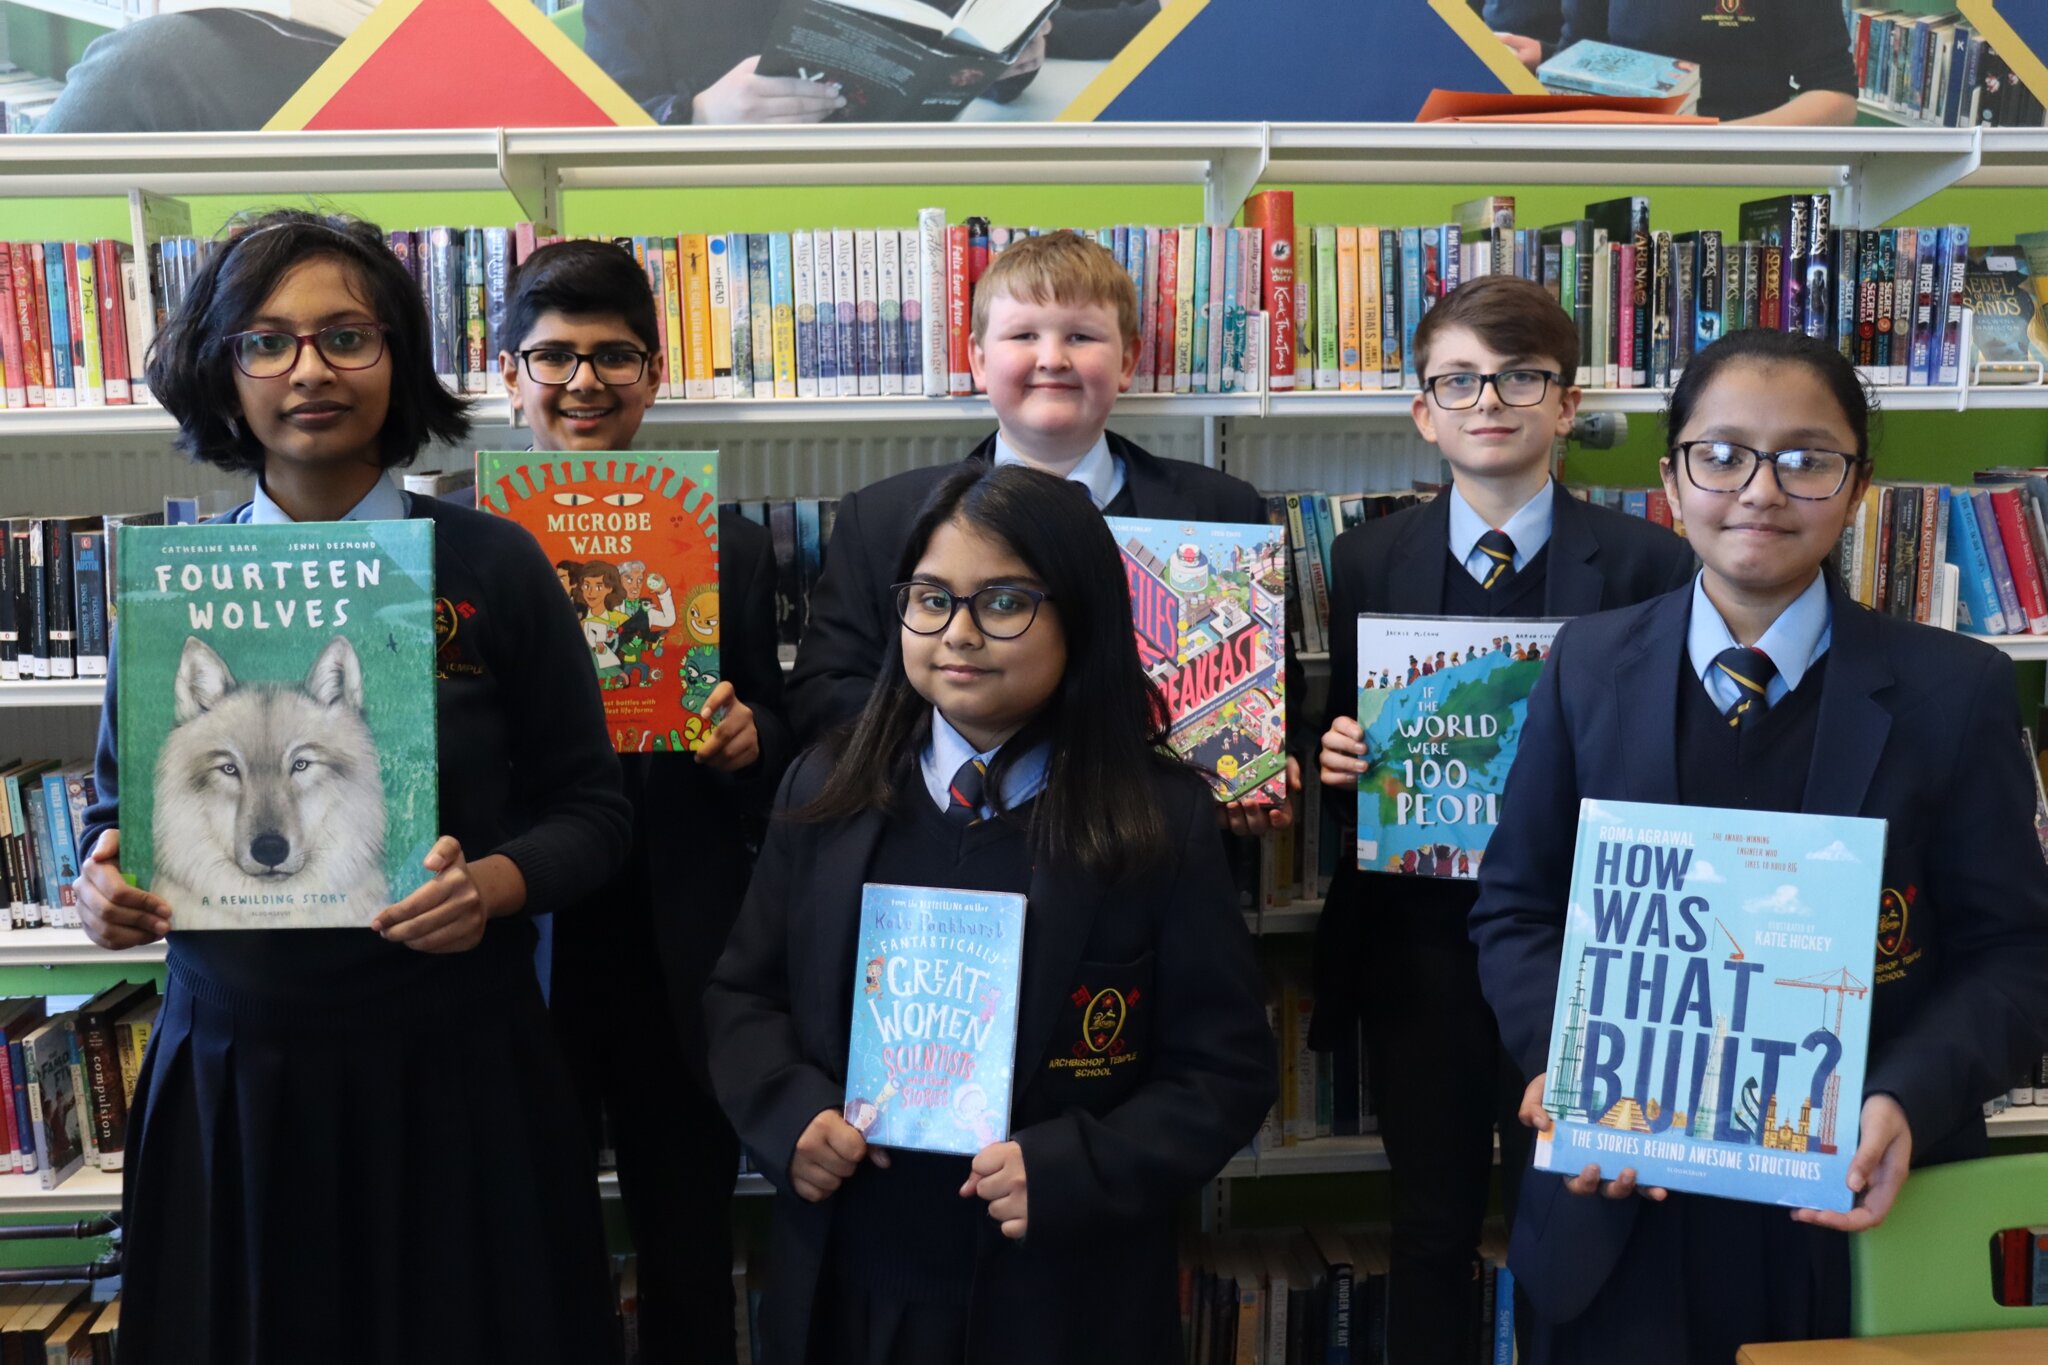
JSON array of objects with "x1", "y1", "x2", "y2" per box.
[
  {"x1": 1468, "y1": 579, "x2": 2048, "y2": 1322},
  {"x1": 704, "y1": 750, "x2": 1277, "y2": 1365}
]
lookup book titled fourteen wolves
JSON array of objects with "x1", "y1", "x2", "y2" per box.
[
  {"x1": 115, "y1": 520, "x2": 439, "y2": 930},
  {"x1": 843, "y1": 883, "x2": 1026, "y2": 1156},
  {"x1": 477, "y1": 451, "x2": 720, "y2": 756},
  {"x1": 1536, "y1": 798, "x2": 1885, "y2": 1211}
]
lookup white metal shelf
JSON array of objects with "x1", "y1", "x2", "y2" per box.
[
  {"x1": 1989, "y1": 1107, "x2": 2048, "y2": 1139},
  {"x1": 1222, "y1": 1134, "x2": 1388, "y2": 1180},
  {"x1": 1245, "y1": 902, "x2": 1322, "y2": 936},
  {"x1": 0, "y1": 1163, "x2": 121, "y2": 1213},
  {"x1": 0, "y1": 680, "x2": 104, "y2": 709},
  {"x1": 0, "y1": 928, "x2": 160, "y2": 966}
]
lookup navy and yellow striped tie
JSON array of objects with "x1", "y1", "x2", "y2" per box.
[
  {"x1": 945, "y1": 756, "x2": 989, "y2": 827},
  {"x1": 1713, "y1": 646, "x2": 1779, "y2": 730},
  {"x1": 1476, "y1": 528, "x2": 1518, "y2": 591}
]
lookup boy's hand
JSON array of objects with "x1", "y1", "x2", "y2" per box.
[
  {"x1": 1319, "y1": 716, "x2": 1369, "y2": 788},
  {"x1": 693, "y1": 680, "x2": 759, "y2": 773},
  {"x1": 693, "y1": 56, "x2": 846, "y2": 125},
  {"x1": 961, "y1": 1140, "x2": 1030, "y2": 1239},
  {"x1": 1219, "y1": 756, "x2": 1301, "y2": 835},
  {"x1": 793, "y1": 1109, "x2": 880, "y2": 1202},
  {"x1": 1793, "y1": 1095, "x2": 1913, "y2": 1232},
  {"x1": 74, "y1": 830, "x2": 171, "y2": 950},
  {"x1": 1495, "y1": 31, "x2": 1544, "y2": 71},
  {"x1": 1526, "y1": 1075, "x2": 1670, "y2": 1201}
]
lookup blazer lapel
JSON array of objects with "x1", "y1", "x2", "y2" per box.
[
  {"x1": 1544, "y1": 485, "x2": 1608, "y2": 616},
  {"x1": 1386, "y1": 494, "x2": 1451, "y2": 615},
  {"x1": 1803, "y1": 585, "x2": 1893, "y2": 816},
  {"x1": 1611, "y1": 591, "x2": 1689, "y2": 804},
  {"x1": 798, "y1": 809, "x2": 889, "y2": 1071},
  {"x1": 1011, "y1": 859, "x2": 1103, "y2": 1088},
  {"x1": 1111, "y1": 432, "x2": 1179, "y2": 516}
]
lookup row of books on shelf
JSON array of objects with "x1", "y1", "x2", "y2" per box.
[
  {"x1": 0, "y1": 985, "x2": 157, "y2": 1191},
  {"x1": 1266, "y1": 488, "x2": 1430, "y2": 655},
  {"x1": 1258, "y1": 984, "x2": 1374, "y2": 1150},
  {"x1": 0, "y1": 1284, "x2": 118, "y2": 1362},
  {"x1": 1852, "y1": 8, "x2": 2047, "y2": 129},
  {"x1": 0, "y1": 240, "x2": 149, "y2": 411},
  {"x1": 1255, "y1": 766, "x2": 1337, "y2": 910},
  {"x1": 0, "y1": 64, "x2": 64, "y2": 137},
  {"x1": 0, "y1": 761, "x2": 96, "y2": 931},
  {"x1": 1182, "y1": 1226, "x2": 1511, "y2": 1365},
  {"x1": 1994, "y1": 1225, "x2": 2048, "y2": 1308},
  {"x1": 1888, "y1": 472, "x2": 2048, "y2": 636}
]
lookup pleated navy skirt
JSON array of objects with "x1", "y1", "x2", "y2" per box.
[{"x1": 116, "y1": 953, "x2": 619, "y2": 1364}]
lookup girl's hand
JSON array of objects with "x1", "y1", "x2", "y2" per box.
[
  {"x1": 1793, "y1": 1094, "x2": 1913, "y2": 1232},
  {"x1": 692, "y1": 56, "x2": 845, "y2": 125},
  {"x1": 1219, "y1": 756, "x2": 1302, "y2": 835},
  {"x1": 74, "y1": 830, "x2": 171, "y2": 950},
  {"x1": 1495, "y1": 31, "x2": 1544, "y2": 72},
  {"x1": 693, "y1": 681, "x2": 759, "y2": 773},
  {"x1": 1319, "y1": 716, "x2": 1369, "y2": 788},
  {"x1": 1525, "y1": 1075, "x2": 1669, "y2": 1202},
  {"x1": 792, "y1": 1109, "x2": 883, "y2": 1202},
  {"x1": 961, "y1": 1140, "x2": 1029, "y2": 1239},
  {"x1": 372, "y1": 836, "x2": 493, "y2": 953}
]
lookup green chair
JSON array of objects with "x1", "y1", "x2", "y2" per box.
[
  {"x1": 549, "y1": 3, "x2": 586, "y2": 50},
  {"x1": 1851, "y1": 1152, "x2": 2048, "y2": 1335}
]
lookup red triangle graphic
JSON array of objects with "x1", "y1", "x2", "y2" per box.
[{"x1": 304, "y1": 0, "x2": 619, "y2": 130}]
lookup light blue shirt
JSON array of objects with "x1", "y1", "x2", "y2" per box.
[
  {"x1": 1687, "y1": 570, "x2": 1833, "y2": 711},
  {"x1": 238, "y1": 471, "x2": 409, "y2": 524},
  {"x1": 921, "y1": 709, "x2": 1052, "y2": 819},
  {"x1": 993, "y1": 433, "x2": 1126, "y2": 510},
  {"x1": 1447, "y1": 480, "x2": 1554, "y2": 583}
]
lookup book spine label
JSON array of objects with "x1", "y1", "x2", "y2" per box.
[
  {"x1": 748, "y1": 234, "x2": 776, "y2": 399},
  {"x1": 833, "y1": 229, "x2": 861, "y2": 396},
  {"x1": 1336, "y1": 226, "x2": 1360, "y2": 391},
  {"x1": 80, "y1": 1017, "x2": 125, "y2": 1171},
  {"x1": 768, "y1": 231, "x2": 797, "y2": 400},
  {"x1": 918, "y1": 209, "x2": 948, "y2": 399},
  {"x1": 899, "y1": 228, "x2": 922, "y2": 397},
  {"x1": 877, "y1": 228, "x2": 903, "y2": 396},
  {"x1": 707, "y1": 236, "x2": 734, "y2": 398}
]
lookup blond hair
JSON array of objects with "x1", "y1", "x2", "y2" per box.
[{"x1": 970, "y1": 231, "x2": 1139, "y2": 347}]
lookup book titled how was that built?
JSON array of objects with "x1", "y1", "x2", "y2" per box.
[
  {"x1": 843, "y1": 883, "x2": 1026, "y2": 1156},
  {"x1": 1355, "y1": 616, "x2": 1563, "y2": 879},
  {"x1": 1108, "y1": 516, "x2": 1289, "y2": 805},
  {"x1": 1536, "y1": 799, "x2": 1885, "y2": 1211},
  {"x1": 476, "y1": 452, "x2": 721, "y2": 756},
  {"x1": 115, "y1": 520, "x2": 439, "y2": 930}
]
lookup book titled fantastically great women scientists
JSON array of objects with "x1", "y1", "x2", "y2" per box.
[
  {"x1": 477, "y1": 451, "x2": 720, "y2": 755},
  {"x1": 115, "y1": 521, "x2": 439, "y2": 930},
  {"x1": 1355, "y1": 616, "x2": 1562, "y2": 878},
  {"x1": 843, "y1": 883, "x2": 1026, "y2": 1155},
  {"x1": 1535, "y1": 799, "x2": 1885, "y2": 1210}
]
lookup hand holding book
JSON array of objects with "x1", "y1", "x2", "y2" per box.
[
  {"x1": 1790, "y1": 1094, "x2": 1913, "y2": 1234},
  {"x1": 1318, "y1": 714, "x2": 1369, "y2": 789},
  {"x1": 692, "y1": 55, "x2": 847, "y2": 125},
  {"x1": 1520, "y1": 1072, "x2": 1672, "y2": 1203},
  {"x1": 793, "y1": 1106, "x2": 890, "y2": 1202},
  {"x1": 960, "y1": 1139, "x2": 1029, "y2": 1239},
  {"x1": 74, "y1": 830, "x2": 172, "y2": 950},
  {"x1": 371, "y1": 836, "x2": 511, "y2": 954},
  {"x1": 692, "y1": 680, "x2": 757, "y2": 773}
]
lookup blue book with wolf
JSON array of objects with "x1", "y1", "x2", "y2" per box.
[
  {"x1": 115, "y1": 520, "x2": 439, "y2": 930},
  {"x1": 1108, "y1": 516, "x2": 1288, "y2": 804},
  {"x1": 842, "y1": 884, "x2": 1026, "y2": 1156},
  {"x1": 1535, "y1": 799, "x2": 1885, "y2": 1211},
  {"x1": 1355, "y1": 615, "x2": 1563, "y2": 879}
]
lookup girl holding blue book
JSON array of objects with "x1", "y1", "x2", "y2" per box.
[
  {"x1": 1470, "y1": 328, "x2": 2048, "y2": 1358},
  {"x1": 706, "y1": 462, "x2": 1275, "y2": 1365}
]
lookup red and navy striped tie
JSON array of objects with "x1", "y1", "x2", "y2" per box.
[{"x1": 945, "y1": 756, "x2": 988, "y2": 827}]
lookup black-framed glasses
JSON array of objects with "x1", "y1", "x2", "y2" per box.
[
  {"x1": 224, "y1": 323, "x2": 388, "y2": 379},
  {"x1": 1674, "y1": 441, "x2": 1867, "y2": 501},
  {"x1": 1421, "y1": 368, "x2": 1560, "y2": 410},
  {"x1": 892, "y1": 582, "x2": 1049, "y2": 640},
  {"x1": 515, "y1": 346, "x2": 653, "y2": 387}
]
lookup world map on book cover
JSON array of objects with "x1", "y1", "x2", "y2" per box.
[
  {"x1": 1355, "y1": 615, "x2": 1562, "y2": 879},
  {"x1": 1536, "y1": 799, "x2": 1885, "y2": 1211},
  {"x1": 115, "y1": 520, "x2": 439, "y2": 929},
  {"x1": 477, "y1": 451, "x2": 720, "y2": 754},
  {"x1": 1108, "y1": 516, "x2": 1288, "y2": 804},
  {"x1": 843, "y1": 883, "x2": 1026, "y2": 1156}
]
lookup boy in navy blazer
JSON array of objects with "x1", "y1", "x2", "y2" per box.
[{"x1": 1315, "y1": 275, "x2": 1694, "y2": 1360}]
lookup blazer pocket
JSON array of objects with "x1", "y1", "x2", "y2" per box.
[{"x1": 1035, "y1": 952, "x2": 1157, "y2": 1108}]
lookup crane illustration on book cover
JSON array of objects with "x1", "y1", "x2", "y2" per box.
[
  {"x1": 477, "y1": 451, "x2": 720, "y2": 755},
  {"x1": 1536, "y1": 798, "x2": 1885, "y2": 1211},
  {"x1": 1108, "y1": 516, "x2": 1288, "y2": 804}
]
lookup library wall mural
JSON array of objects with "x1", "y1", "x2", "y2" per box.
[{"x1": 5, "y1": 0, "x2": 2043, "y2": 133}]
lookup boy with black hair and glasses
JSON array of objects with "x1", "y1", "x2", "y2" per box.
[
  {"x1": 501, "y1": 239, "x2": 790, "y2": 1365},
  {"x1": 1312, "y1": 274, "x2": 1694, "y2": 1362}
]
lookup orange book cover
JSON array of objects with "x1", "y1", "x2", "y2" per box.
[{"x1": 477, "y1": 451, "x2": 723, "y2": 753}]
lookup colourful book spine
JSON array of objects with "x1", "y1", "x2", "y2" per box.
[
  {"x1": 747, "y1": 233, "x2": 775, "y2": 399},
  {"x1": 659, "y1": 239, "x2": 688, "y2": 401},
  {"x1": 707, "y1": 235, "x2": 734, "y2": 399},
  {"x1": 1174, "y1": 225, "x2": 1197, "y2": 394},
  {"x1": 1399, "y1": 227, "x2": 1422, "y2": 390},
  {"x1": 834, "y1": 228, "x2": 862, "y2": 397},
  {"x1": 1153, "y1": 227, "x2": 1178, "y2": 393},
  {"x1": 1975, "y1": 488, "x2": 2028, "y2": 630},
  {"x1": 1189, "y1": 225, "x2": 1212, "y2": 394},
  {"x1": 1205, "y1": 225, "x2": 1229, "y2": 393},
  {"x1": 854, "y1": 228, "x2": 881, "y2": 397},
  {"x1": 877, "y1": 228, "x2": 903, "y2": 396},
  {"x1": 811, "y1": 227, "x2": 838, "y2": 399},
  {"x1": 1294, "y1": 222, "x2": 1316, "y2": 390},
  {"x1": 1313, "y1": 224, "x2": 1338, "y2": 390},
  {"x1": 1128, "y1": 225, "x2": 1154, "y2": 391},
  {"x1": 727, "y1": 233, "x2": 753, "y2": 398},
  {"x1": 679, "y1": 235, "x2": 712, "y2": 401},
  {"x1": 792, "y1": 229, "x2": 819, "y2": 400},
  {"x1": 71, "y1": 245, "x2": 104, "y2": 406},
  {"x1": 40, "y1": 245, "x2": 72, "y2": 406},
  {"x1": 1380, "y1": 228, "x2": 1401, "y2": 388},
  {"x1": 899, "y1": 228, "x2": 922, "y2": 396},
  {"x1": 463, "y1": 228, "x2": 487, "y2": 394},
  {"x1": 1336, "y1": 226, "x2": 1361, "y2": 391},
  {"x1": 1358, "y1": 226, "x2": 1382, "y2": 388},
  {"x1": 1228, "y1": 227, "x2": 1254, "y2": 393},
  {"x1": 946, "y1": 224, "x2": 971, "y2": 396},
  {"x1": 62, "y1": 244, "x2": 84, "y2": 404},
  {"x1": 0, "y1": 244, "x2": 19, "y2": 409},
  {"x1": 768, "y1": 231, "x2": 797, "y2": 400},
  {"x1": 1946, "y1": 487, "x2": 2005, "y2": 634},
  {"x1": 918, "y1": 209, "x2": 948, "y2": 398},
  {"x1": 0, "y1": 243, "x2": 34, "y2": 408},
  {"x1": 1992, "y1": 488, "x2": 2048, "y2": 632},
  {"x1": 482, "y1": 228, "x2": 511, "y2": 397},
  {"x1": 1937, "y1": 225, "x2": 1969, "y2": 387},
  {"x1": 1243, "y1": 190, "x2": 1295, "y2": 391}
]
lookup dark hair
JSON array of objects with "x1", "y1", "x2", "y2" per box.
[
  {"x1": 146, "y1": 209, "x2": 468, "y2": 473},
  {"x1": 1412, "y1": 275, "x2": 1581, "y2": 388},
  {"x1": 801, "y1": 463, "x2": 1179, "y2": 882},
  {"x1": 1664, "y1": 328, "x2": 1875, "y2": 460},
  {"x1": 501, "y1": 240, "x2": 660, "y2": 355}
]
